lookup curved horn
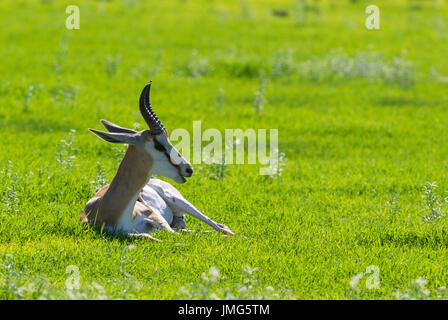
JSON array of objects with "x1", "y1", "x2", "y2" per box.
[{"x1": 139, "y1": 81, "x2": 166, "y2": 134}]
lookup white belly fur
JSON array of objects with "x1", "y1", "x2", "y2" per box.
[
  {"x1": 141, "y1": 184, "x2": 174, "y2": 225},
  {"x1": 111, "y1": 182, "x2": 175, "y2": 235}
]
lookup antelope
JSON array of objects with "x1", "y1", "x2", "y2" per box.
[{"x1": 80, "y1": 81, "x2": 234, "y2": 241}]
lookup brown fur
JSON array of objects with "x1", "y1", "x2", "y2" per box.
[
  {"x1": 135, "y1": 194, "x2": 175, "y2": 233},
  {"x1": 81, "y1": 142, "x2": 153, "y2": 227}
]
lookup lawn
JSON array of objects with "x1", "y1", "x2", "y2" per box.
[{"x1": 1, "y1": 0, "x2": 448, "y2": 299}]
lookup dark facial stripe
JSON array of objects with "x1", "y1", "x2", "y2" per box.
[
  {"x1": 152, "y1": 137, "x2": 182, "y2": 172},
  {"x1": 153, "y1": 139, "x2": 166, "y2": 152}
]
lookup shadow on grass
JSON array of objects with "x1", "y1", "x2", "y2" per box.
[
  {"x1": 78, "y1": 224, "x2": 152, "y2": 244},
  {"x1": 357, "y1": 230, "x2": 448, "y2": 249},
  {"x1": 375, "y1": 96, "x2": 443, "y2": 108},
  {"x1": 0, "y1": 117, "x2": 76, "y2": 133}
]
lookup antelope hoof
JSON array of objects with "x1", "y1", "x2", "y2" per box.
[{"x1": 216, "y1": 223, "x2": 235, "y2": 236}]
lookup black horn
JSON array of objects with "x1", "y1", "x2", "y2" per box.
[{"x1": 139, "y1": 81, "x2": 166, "y2": 134}]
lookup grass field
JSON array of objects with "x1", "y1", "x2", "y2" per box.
[{"x1": 1, "y1": 0, "x2": 448, "y2": 299}]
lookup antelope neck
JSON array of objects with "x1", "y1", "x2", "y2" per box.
[{"x1": 101, "y1": 145, "x2": 153, "y2": 224}]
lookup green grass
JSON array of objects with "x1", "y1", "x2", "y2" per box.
[{"x1": 1, "y1": 0, "x2": 448, "y2": 299}]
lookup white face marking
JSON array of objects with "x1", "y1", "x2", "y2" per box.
[{"x1": 143, "y1": 133, "x2": 192, "y2": 184}]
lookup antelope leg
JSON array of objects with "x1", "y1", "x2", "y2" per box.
[
  {"x1": 149, "y1": 184, "x2": 234, "y2": 236},
  {"x1": 126, "y1": 232, "x2": 162, "y2": 242}
]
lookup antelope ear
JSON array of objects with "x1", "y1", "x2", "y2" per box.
[
  {"x1": 89, "y1": 128, "x2": 140, "y2": 145},
  {"x1": 100, "y1": 120, "x2": 137, "y2": 134}
]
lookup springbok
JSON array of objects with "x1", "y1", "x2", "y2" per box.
[{"x1": 80, "y1": 81, "x2": 234, "y2": 241}]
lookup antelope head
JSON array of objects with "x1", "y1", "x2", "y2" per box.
[{"x1": 89, "y1": 81, "x2": 193, "y2": 184}]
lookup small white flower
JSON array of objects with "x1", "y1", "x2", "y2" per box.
[
  {"x1": 208, "y1": 266, "x2": 220, "y2": 281},
  {"x1": 415, "y1": 277, "x2": 428, "y2": 288},
  {"x1": 209, "y1": 293, "x2": 221, "y2": 300}
]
